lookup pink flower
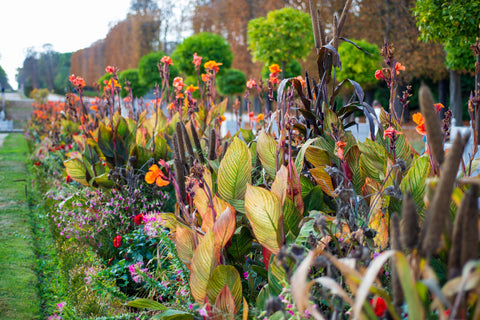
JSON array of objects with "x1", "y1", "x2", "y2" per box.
[
  {"x1": 173, "y1": 77, "x2": 184, "y2": 91},
  {"x1": 246, "y1": 79, "x2": 257, "y2": 89},
  {"x1": 105, "y1": 66, "x2": 116, "y2": 74},
  {"x1": 192, "y1": 52, "x2": 202, "y2": 68}
]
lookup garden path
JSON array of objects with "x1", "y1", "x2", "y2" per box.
[{"x1": 0, "y1": 134, "x2": 41, "y2": 319}]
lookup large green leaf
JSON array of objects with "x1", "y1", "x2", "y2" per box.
[
  {"x1": 395, "y1": 252, "x2": 425, "y2": 320},
  {"x1": 227, "y1": 227, "x2": 253, "y2": 262},
  {"x1": 257, "y1": 130, "x2": 278, "y2": 179},
  {"x1": 94, "y1": 172, "x2": 113, "y2": 188},
  {"x1": 175, "y1": 225, "x2": 195, "y2": 268},
  {"x1": 244, "y1": 184, "x2": 283, "y2": 255},
  {"x1": 217, "y1": 137, "x2": 252, "y2": 203},
  {"x1": 399, "y1": 155, "x2": 430, "y2": 211},
  {"x1": 64, "y1": 158, "x2": 89, "y2": 186},
  {"x1": 358, "y1": 139, "x2": 389, "y2": 183},
  {"x1": 304, "y1": 145, "x2": 330, "y2": 168},
  {"x1": 97, "y1": 123, "x2": 114, "y2": 159},
  {"x1": 190, "y1": 231, "x2": 218, "y2": 304},
  {"x1": 151, "y1": 310, "x2": 193, "y2": 319},
  {"x1": 268, "y1": 256, "x2": 287, "y2": 296},
  {"x1": 282, "y1": 197, "x2": 302, "y2": 236},
  {"x1": 207, "y1": 265, "x2": 242, "y2": 312},
  {"x1": 127, "y1": 298, "x2": 167, "y2": 310},
  {"x1": 294, "y1": 137, "x2": 319, "y2": 174},
  {"x1": 345, "y1": 145, "x2": 363, "y2": 194}
]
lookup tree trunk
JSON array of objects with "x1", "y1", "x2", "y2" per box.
[
  {"x1": 281, "y1": 61, "x2": 286, "y2": 80},
  {"x1": 364, "y1": 88, "x2": 375, "y2": 106},
  {"x1": 476, "y1": 56, "x2": 480, "y2": 143},
  {"x1": 438, "y1": 77, "x2": 449, "y2": 119},
  {"x1": 450, "y1": 69, "x2": 462, "y2": 126}
]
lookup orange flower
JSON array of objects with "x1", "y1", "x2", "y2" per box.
[
  {"x1": 246, "y1": 79, "x2": 257, "y2": 89},
  {"x1": 123, "y1": 96, "x2": 132, "y2": 103},
  {"x1": 256, "y1": 113, "x2": 264, "y2": 122},
  {"x1": 185, "y1": 84, "x2": 199, "y2": 93},
  {"x1": 145, "y1": 164, "x2": 170, "y2": 187},
  {"x1": 395, "y1": 62, "x2": 405, "y2": 74},
  {"x1": 268, "y1": 64, "x2": 282, "y2": 75},
  {"x1": 433, "y1": 103, "x2": 444, "y2": 113},
  {"x1": 107, "y1": 78, "x2": 121, "y2": 89},
  {"x1": 173, "y1": 77, "x2": 184, "y2": 91},
  {"x1": 412, "y1": 112, "x2": 426, "y2": 135},
  {"x1": 374, "y1": 70, "x2": 385, "y2": 80},
  {"x1": 336, "y1": 141, "x2": 347, "y2": 160},
  {"x1": 192, "y1": 52, "x2": 202, "y2": 68},
  {"x1": 201, "y1": 73, "x2": 211, "y2": 82},
  {"x1": 219, "y1": 115, "x2": 226, "y2": 124},
  {"x1": 204, "y1": 60, "x2": 222, "y2": 73},
  {"x1": 90, "y1": 104, "x2": 98, "y2": 112},
  {"x1": 161, "y1": 55, "x2": 173, "y2": 66},
  {"x1": 167, "y1": 102, "x2": 175, "y2": 110}
]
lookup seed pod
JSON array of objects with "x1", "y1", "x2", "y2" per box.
[
  {"x1": 180, "y1": 121, "x2": 195, "y2": 167},
  {"x1": 190, "y1": 121, "x2": 205, "y2": 164},
  {"x1": 220, "y1": 140, "x2": 229, "y2": 161},
  {"x1": 448, "y1": 187, "x2": 469, "y2": 279},
  {"x1": 208, "y1": 128, "x2": 217, "y2": 160},
  {"x1": 460, "y1": 184, "x2": 478, "y2": 268},
  {"x1": 421, "y1": 132, "x2": 470, "y2": 257},
  {"x1": 175, "y1": 121, "x2": 187, "y2": 169},
  {"x1": 390, "y1": 214, "x2": 404, "y2": 307},
  {"x1": 419, "y1": 84, "x2": 444, "y2": 166},
  {"x1": 400, "y1": 192, "x2": 419, "y2": 251}
]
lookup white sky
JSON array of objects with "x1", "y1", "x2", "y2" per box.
[{"x1": 0, "y1": 0, "x2": 132, "y2": 89}]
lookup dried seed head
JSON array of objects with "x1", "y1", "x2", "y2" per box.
[
  {"x1": 421, "y1": 132, "x2": 470, "y2": 257},
  {"x1": 190, "y1": 121, "x2": 205, "y2": 164},
  {"x1": 390, "y1": 213, "x2": 404, "y2": 307},
  {"x1": 208, "y1": 128, "x2": 216, "y2": 160},
  {"x1": 460, "y1": 184, "x2": 478, "y2": 268},
  {"x1": 180, "y1": 121, "x2": 195, "y2": 167},
  {"x1": 175, "y1": 121, "x2": 187, "y2": 168},
  {"x1": 400, "y1": 192, "x2": 420, "y2": 251},
  {"x1": 419, "y1": 84, "x2": 444, "y2": 166}
]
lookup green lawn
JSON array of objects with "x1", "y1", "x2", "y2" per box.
[{"x1": 0, "y1": 134, "x2": 40, "y2": 319}]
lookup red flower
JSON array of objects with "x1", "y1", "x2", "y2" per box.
[
  {"x1": 34, "y1": 161, "x2": 41, "y2": 166},
  {"x1": 69, "y1": 74, "x2": 86, "y2": 89},
  {"x1": 370, "y1": 296, "x2": 387, "y2": 316},
  {"x1": 161, "y1": 56, "x2": 173, "y2": 66},
  {"x1": 113, "y1": 235, "x2": 122, "y2": 248},
  {"x1": 383, "y1": 126, "x2": 402, "y2": 139},
  {"x1": 246, "y1": 79, "x2": 257, "y2": 89},
  {"x1": 173, "y1": 77, "x2": 184, "y2": 91},
  {"x1": 374, "y1": 70, "x2": 385, "y2": 80},
  {"x1": 395, "y1": 62, "x2": 405, "y2": 74},
  {"x1": 336, "y1": 141, "x2": 347, "y2": 160},
  {"x1": 105, "y1": 66, "x2": 115, "y2": 74},
  {"x1": 134, "y1": 214, "x2": 144, "y2": 225},
  {"x1": 433, "y1": 103, "x2": 444, "y2": 113}
]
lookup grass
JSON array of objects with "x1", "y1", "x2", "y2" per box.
[{"x1": 0, "y1": 134, "x2": 41, "y2": 319}]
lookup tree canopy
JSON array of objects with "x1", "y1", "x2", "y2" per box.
[
  {"x1": 172, "y1": 32, "x2": 233, "y2": 77},
  {"x1": 335, "y1": 39, "x2": 382, "y2": 89},
  {"x1": 0, "y1": 65, "x2": 10, "y2": 90},
  {"x1": 118, "y1": 69, "x2": 149, "y2": 98},
  {"x1": 138, "y1": 51, "x2": 179, "y2": 89},
  {"x1": 413, "y1": 0, "x2": 480, "y2": 71},
  {"x1": 217, "y1": 68, "x2": 246, "y2": 96},
  {"x1": 247, "y1": 7, "x2": 313, "y2": 74}
]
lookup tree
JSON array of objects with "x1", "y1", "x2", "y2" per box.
[
  {"x1": 414, "y1": 0, "x2": 480, "y2": 122},
  {"x1": 217, "y1": 68, "x2": 246, "y2": 96},
  {"x1": 172, "y1": 32, "x2": 233, "y2": 77},
  {"x1": 118, "y1": 69, "x2": 149, "y2": 98},
  {"x1": 247, "y1": 7, "x2": 313, "y2": 78},
  {"x1": 138, "y1": 51, "x2": 179, "y2": 89},
  {"x1": 0, "y1": 65, "x2": 11, "y2": 90},
  {"x1": 335, "y1": 39, "x2": 382, "y2": 104}
]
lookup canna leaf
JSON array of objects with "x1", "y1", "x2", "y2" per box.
[
  {"x1": 244, "y1": 184, "x2": 283, "y2": 255},
  {"x1": 217, "y1": 137, "x2": 252, "y2": 209},
  {"x1": 214, "y1": 285, "x2": 235, "y2": 320},
  {"x1": 295, "y1": 137, "x2": 319, "y2": 173},
  {"x1": 310, "y1": 166, "x2": 335, "y2": 197},
  {"x1": 127, "y1": 298, "x2": 167, "y2": 310},
  {"x1": 212, "y1": 206, "x2": 236, "y2": 251},
  {"x1": 207, "y1": 265, "x2": 242, "y2": 313},
  {"x1": 190, "y1": 231, "x2": 218, "y2": 304},
  {"x1": 175, "y1": 225, "x2": 195, "y2": 268},
  {"x1": 64, "y1": 158, "x2": 89, "y2": 186},
  {"x1": 399, "y1": 155, "x2": 430, "y2": 213},
  {"x1": 257, "y1": 130, "x2": 278, "y2": 179}
]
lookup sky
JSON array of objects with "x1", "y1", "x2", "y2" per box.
[{"x1": 0, "y1": 0, "x2": 132, "y2": 89}]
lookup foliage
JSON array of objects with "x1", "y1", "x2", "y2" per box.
[
  {"x1": 413, "y1": 0, "x2": 480, "y2": 71},
  {"x1": 217, "y1": 68, "x2": 246, "y2": 96},
  {"x1": 335, "y1": 39, "x2": 382, "y2": 89},
  {"x1": 29, "y1": 88, "x2": 51, "y2": 104},
  {"x1": 0, "y1": 64, "x2": 11, "y2": 89},
  {"x1": 171, "y1": 32, "x2": 233, "y2": 76},
  {"x1": 247, "y1": 7, "x2": 313, "y2": 72},
  {"x1": 17, "y1": 46, "x2": 72, "y2": 94},
  {"x1": 117, "y1": 68, "x2": 149, "y2": 98},
  {"x1": 261, "y1": 59, "x2": 302, "y2": 80},
  {"x1": 138, "y1": 51, "x2": 179, "y2": 88}
]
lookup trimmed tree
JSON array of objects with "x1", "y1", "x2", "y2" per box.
[
  {"x1": 247, "y1": 7, "x2": 313, "y2": 78},
  {"x1": 118, "y1": 69, "x2": 149, "y2": 98},
  {"x1": 138, "y1": 51, "x2": 179, "y2": 89},
  {"x1": 217, "y1": 68, "x2": 246, "y2": 97},
  {"x1": 414, "y1": 0, "x2": 480, "y2": 123},
  {"x1": 172, "y1": 32, "x2": 233, "y2": 77}
]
